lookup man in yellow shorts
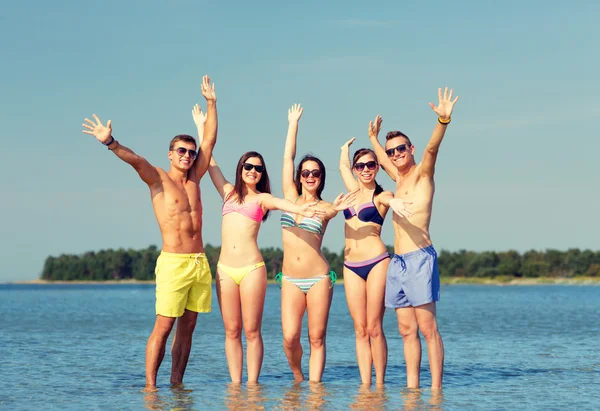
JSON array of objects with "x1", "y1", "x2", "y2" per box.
[{"x1": 81, "y1": 75, "x2": 218, "y2": 390}]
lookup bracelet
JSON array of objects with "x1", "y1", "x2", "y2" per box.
[
  {"x1": 438, "y1": 117, "x2": 451, "y2": 125},
  {"x1": 102, "y1": 135, "x2": 115, "y2": 146},
  {"x1": 107, "y1": 140, "x2": 118, "y2": 151}
]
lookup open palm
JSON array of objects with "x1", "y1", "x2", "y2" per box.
[
  {"x1": 429, "y1": 87, "x2": 459, "y2": 119},
  {"x1": 192, "y1": 104, "x2": 206, "y2": 128},
  {"x1": 201, "y1": 75, "x2": 216, "y2": 101},
  {"x1": 368, "y1": 115, "x2": 383, "y2": 139},
  {"x1": 288, "y1": 103, "x2": 304, "y2": 123},
  {"x1": 82, "y1": 114, "x2": 112, "y2": 144}
]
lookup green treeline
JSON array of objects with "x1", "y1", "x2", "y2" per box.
[{"x1": 40, "y1": 246, "x2": 600, "y2": 281}]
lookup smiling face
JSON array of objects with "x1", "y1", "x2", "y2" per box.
[
  {"x1": 233, "y1": 151, "x2": 271, "y2": 199},
  {"x1": 385, "y1": 136, "x2": 415, "y2": 170},
  {"x1": 352, "y1": 152, "x2": 380, "y2": 185},
  {"x1": 241, "y1": 156, "x2": 264, "y2": 186},
  {"x1": 168, "y1": 140, "x2": 197, "y2": 171},
  {"x1": 299, "y1": 160, "x2": 323, "y2": 194}
]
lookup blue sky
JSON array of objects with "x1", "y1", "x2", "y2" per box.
[{"x1": 1, "y1": 0, "x2": 598, "y2": 281}]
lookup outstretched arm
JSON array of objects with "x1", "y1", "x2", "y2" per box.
[
  {"x1": 322, "y1": 191, "x2": 358, "y2": 221},
  {"x1": 282, "y1": 104, "x2": 303, "y2": 200},
  {"x1": 421, "y1": 87, "x2": 459, "y2": 177},
  {"x1": 379, "y1": 191, "x2": 413, "y2": 219},
  {"x1": 207, "y1": 157, "x2": 234, "y2": 200},
  {"x1": 192, "y1": 75, "x2": 218, "y2": 181},
  {"x1": 259, "y1": 194, "x2": 327, "y2": 218},
  {"x1": 368, "y1": 115, "x2": 397, "y2": 182},
  {"x1": 192, "y1": 104, "x2": 232, "y2": 199},
  {"x1": 339, "y1": 138, "x2": 360, "y2": 192},
  {"x1": 82, "y1": 114, "x2": 160, "y2": 188}
]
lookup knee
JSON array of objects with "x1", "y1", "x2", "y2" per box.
[
  {"x1": 178, "y1": 315, "x2": 197, "y2": 331},
  {"x1": 283, "y1": 332, "x2": 301, "y2": 349},
  {"x1": 244, "y1": 326, "x2": 262, "y2": 342},
  {"x1": 366, "y1": 322, "x2": 383, "y2": 339},
  {"x1": 308, "y1": 330, "x2": 326, "y2": 348},
  {"x1": 419, "y1": 321, "x2": 440, "y2": 341},
  {"x1": 354, "y1": 323, "x2": 368, "y2": 340},
  {"x1": 152, "y1": 319, "x2": 175, "y2": 338},
  {"x1": 399, "y1": 323, "x2": 419, "y2": 341},
  {"x1": 224, "y1": 323, "x2": 242, "y2": 340}
]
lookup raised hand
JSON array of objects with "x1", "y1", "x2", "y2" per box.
[
  {"x1": 288, "y1": 103, "x2": 304, "y2": 123},
  {"x1": 332, "y1": 190, "x2": 358, "y2": 211},
  {"x1": 341, "y1": 137, "x2": 356, "y2": 150},
  {"x1": 201, "y1": 75, "x2": 216, "y2": 102},
  {"x1": 429, "y1": 87, "x2": 459, "y2": 120},
  {"x1": 82, "y1": 114, "x2": 112, "y2": 144},
  {"x1": 192, "y1": 104, "x2": 206, "y2": 128},
  {"x1": 390, "y1": 198, "x2": 414, "y2": 219},
  {"x1": 368, "y1": 115, "x2": 383, "y2": 139}
]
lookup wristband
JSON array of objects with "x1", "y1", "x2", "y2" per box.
[
  {"x1": 438, "y1": 117, "x2": 451, "y2": 125},
  {"x1": 102, "y1": 135, "x2": 115, "y2": 146}
]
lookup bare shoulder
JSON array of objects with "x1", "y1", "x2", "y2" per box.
[{"x1": 377, "y1": 190, "x2": 394, "y2": 200}]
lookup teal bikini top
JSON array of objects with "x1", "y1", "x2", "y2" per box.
[{"x1": 280, "y1": 197, "x2": 324, "y2": 235}]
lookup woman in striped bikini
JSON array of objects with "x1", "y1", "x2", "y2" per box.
[
  {"x1": 193, "y1": 105, "x2": 323, "y2": 383},
  {"x1": 279, "y1": 104, "x2": 355, "y2": 382},
  {"x1": 340, "y1": 116, "x2": 413, "y2": 385}
]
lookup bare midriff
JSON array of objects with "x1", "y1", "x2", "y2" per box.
[
  {"x1": 152, "y1": 174, "x2": 205, "y2": 254},
  {"x1": 392, "y1": 172, "x2": 435, "y2": 255},
  {"x1": 344, "y1": 222, "x2": 388, "y2": 262},
  {"x1": 219, "y1": 213, "x2": 263, "y2": 266},
  {"x1": 281, "y1": 228, "x2": 330, "y2": 277}
]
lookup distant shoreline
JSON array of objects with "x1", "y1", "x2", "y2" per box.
[{"x1": 7, "y1": 277, "x2": 600, "y2": 286}]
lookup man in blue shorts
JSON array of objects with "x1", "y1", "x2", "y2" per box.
[{"x1": 369, "y1": 87, "x2": 459, "y2": 389}]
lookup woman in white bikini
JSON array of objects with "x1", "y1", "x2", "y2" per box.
[{"x1": 193, "y1": 105, "x2": 323, "y2": 383}]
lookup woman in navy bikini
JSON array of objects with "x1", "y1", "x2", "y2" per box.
[
  {"x1": 339, "y1": 115, "x2": 412, "y2": 385},
  {"x1": 193, "y1": 105, "x2": 323, "y2": 383},
  {"x1": 279, "y1": 104, "x2": 355, "y2": 382}
]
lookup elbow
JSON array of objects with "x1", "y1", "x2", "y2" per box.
[
  {"x1": 425, "y1": 145, "x2": 439, "y2": 155},
  {"x1": 131, "y1": 155, "x2": 145, "y2": 169}
]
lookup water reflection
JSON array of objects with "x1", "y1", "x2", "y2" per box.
[
  {"x1": 401, "y1": 388, "x2": 425, "y2": 411},
  {"x1": 399, "y1": 388, "x2": 445, "y2": 411},
  {"x1": 306, "y1": 382, "x2": 330, "y2": 410},
  {"x1": 142, "y1": 385, "x2": 195, "y2": 411},
  {"x1": 278, "y1": 382, "x2": 302, "y2": 410},
  {"x1": 349, "y1": 384, "x2": 389, "y2": 410},
  {"x1": 224, "y1": 382, "x2": 267, "y2": 410},
  {"x1": 276, "y1": 381, "x2": 330, "y2": 410}
]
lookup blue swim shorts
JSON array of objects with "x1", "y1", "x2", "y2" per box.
[{"x1": 385, "y1": 245, "x2": 440, "y2": 309}]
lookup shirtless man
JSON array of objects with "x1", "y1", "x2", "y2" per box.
[
  {"x1": 81, "y1": 76, "x2": 218, "y2": 390},
  {"x1": 369, "y1": 87, "x2": 459, "y2": 389}
]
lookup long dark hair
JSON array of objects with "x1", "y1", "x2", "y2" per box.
[
  {"x1": 352, "y1": 148, "x2": 383, "y2": 195},
  {"x1": 227, "y1": 151, "x2": 271, "y2": 222},
  {"x1": 295, "y1": 154, "x2": 326, "y2": 200}
]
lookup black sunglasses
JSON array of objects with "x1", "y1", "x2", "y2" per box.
[
  {"x1": 173, "y1": 147, "x2": 198, "y2": 159},
  {"x1": 385, "y1": 144, "x2": 409, "y2": 157},
  {"x1": 354, "y1": 161, "x2": 378, "y2": 171},
  {"x1": 300, "y1": 169, "x2": 322, "y2": 178},
  {"x1": 243, "y1": 163, "x2": 264, "y2": 173}
]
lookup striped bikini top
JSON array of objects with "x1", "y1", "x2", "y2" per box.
[
  {"x1": 343, "y1": 192, "x2": 384, "y2": 226},
  {"x1": 222, "y1": 196, "x2": 264, "y2": 222},
  {"x1": 280, "y1": 198, "x2": 324, "y2": 235}
]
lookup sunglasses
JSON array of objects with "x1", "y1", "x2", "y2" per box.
[
  {"x1": 385, "y1": 144, "x2": 409, "y2": 157},
  {"x1": 243, "y1": 163, "x2": 264, "y2": 173},
  {"x1": 354, "y1": 161, "x2": 378, "y2": 171},
  {"x1": 173, "y1": 147, "x2": 198, "y2": 159},
  {"x1": 300, "y1": 169, "x2": 322, "y2": 179}
]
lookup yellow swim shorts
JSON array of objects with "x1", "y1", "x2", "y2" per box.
[{"x1": 155, "y1": 251, "x2": 212, "y2": 317}]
